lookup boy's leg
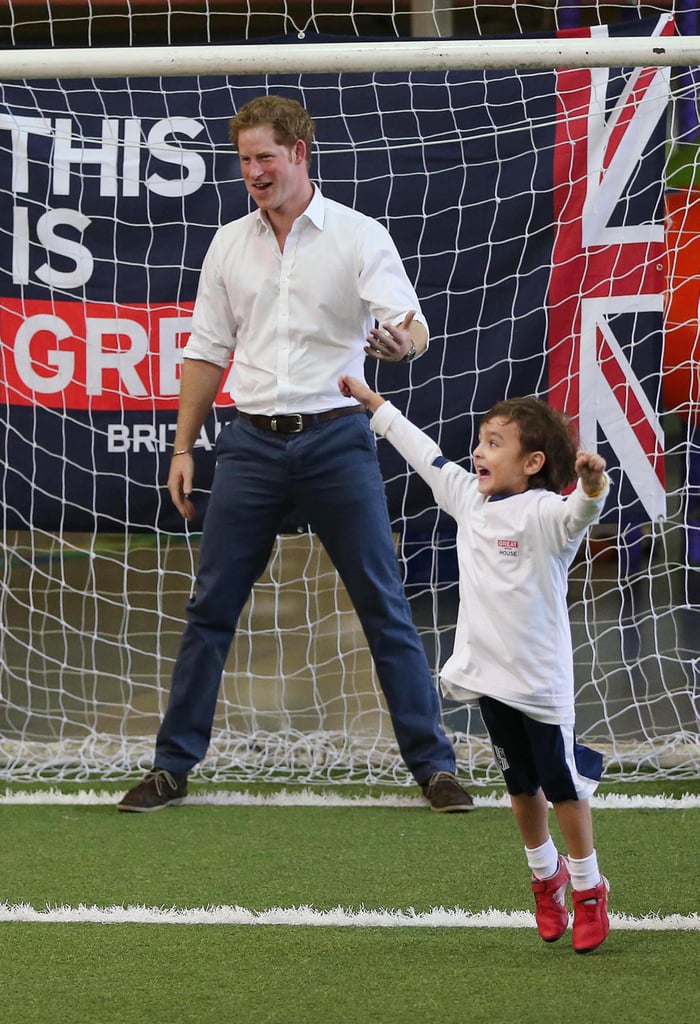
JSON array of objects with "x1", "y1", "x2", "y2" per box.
[
  {"x1": 480, "y1": 698, "x2": 609, "y2": 951},
  {"x1": 551, "y1": 798, "x2": 594, "y2": 860},
  {"x1": 513, "y1": 791, "x2": 571, "y2": 945},
  {"x1": 552, "y1": 798, "x2": 609, "y2": 954},
  {"x1": 510, "y1": 789, "x2": 550, "y2": 849},
  {"x1": 530, "y1": 724, "x2": 609, "y2": 954},
  {"x1": 479, "y1": 697, "x2": 569, "y2": 942}
]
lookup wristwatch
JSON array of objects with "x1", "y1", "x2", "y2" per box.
[{"x1": 401, "y1": 342, "x2": 417, "y2": 363}]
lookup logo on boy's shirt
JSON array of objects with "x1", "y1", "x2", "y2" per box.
[{"x1": 497, "y1": 538, "x2": 519, "y2": 559}]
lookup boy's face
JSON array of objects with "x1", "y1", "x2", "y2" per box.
[{"x1": 472, "y1": 416, "x2": 543, "y2": 497}]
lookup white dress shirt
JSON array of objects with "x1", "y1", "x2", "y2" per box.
[
  {"x1": 370, "y1": 402, "x2": 610, "y2": 725},
  {"x1": 183, "y1": 186, "x2": 428, "y2": 415}
]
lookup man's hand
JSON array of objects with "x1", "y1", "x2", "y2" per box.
[
  {"x1": 166, "y1": 358, "x2": 225, "y2": 521},
  {"x1": 168, "y1": 452, "x2": 197, "y2": 521},
  {"x1": 576, "y1": 450, "x2": 607, "y2": 497},
  {"x1": 365, "y1": 310, "x2": 424, "y2": 362}
]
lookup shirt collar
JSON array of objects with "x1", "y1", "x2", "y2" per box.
[
  {"x1": 254, "y1": 183, "x2": 325, "y2": 234},
  {"x1": 303, "y1": 184, "x2": 325, "y2": 229}
]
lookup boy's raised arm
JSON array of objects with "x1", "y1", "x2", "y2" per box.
[{"x1": 338, "y1": 375, "x2": 386, "y2": 414}]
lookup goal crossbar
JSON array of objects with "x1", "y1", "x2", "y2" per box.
[{"x1": 1, "y1": 33, "x2": 697, "y2": 80}]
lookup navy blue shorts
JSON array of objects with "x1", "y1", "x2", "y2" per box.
[{"x1": 479, "y1": 695, "x2": 603, "y2": 802}]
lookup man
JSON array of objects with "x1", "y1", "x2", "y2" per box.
[{"x1": 118, "y1": 95, "x2": 473, "y2": 813}]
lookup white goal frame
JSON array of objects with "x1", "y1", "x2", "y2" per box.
[
  {"x1": 1, "y1": 20, "x2": 698, "y2": 785},
  {"x1": 2, "y1": 35, "x2": 700, "y2": 79}
]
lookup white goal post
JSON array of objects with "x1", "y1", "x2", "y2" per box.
[
  {"x1": 2, "y1": 35, "x2": 700, "y2": 78},
  {"x1": 0, "y1": 15, "x2": 698, "y2": 786}
]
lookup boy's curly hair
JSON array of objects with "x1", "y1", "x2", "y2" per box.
[
  {"x1": 229, "y1": 96, "x2": 315, "y2": 166},
  {"x1": 482, "y1": 396, "x2": 578, "y2": 493}
]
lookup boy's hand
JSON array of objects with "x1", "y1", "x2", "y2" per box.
[
  {"x1": 338, "y1": 375, "x2": 385, "y2": 413},
  {"x1": 576, "y1": 450, "x2": 607, "y2": 497}
]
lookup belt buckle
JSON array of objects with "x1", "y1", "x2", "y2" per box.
[{"x1": 271, "y1": 413, "x2": 304, "y2": 434}]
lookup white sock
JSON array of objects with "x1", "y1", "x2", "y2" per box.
[
  {"x1": 568, "y1": 850, "x2": 601, "y2": 892},
  {"x1": 525, "y1": 837, "x2": 560, "y2": 880}
]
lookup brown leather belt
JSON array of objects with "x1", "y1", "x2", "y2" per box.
[{"x1": 237, "y1": 405, "x2": 366, "y2": 435}]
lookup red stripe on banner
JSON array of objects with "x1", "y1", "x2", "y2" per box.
[
  {"x1": 548, "y1": 62, "x2": 590, "y2": 426},
  {"x1": 597, "y1": 330, "x2": 666, "y2": 487},
  {"x1": 0, "y1": 298, "x2": 234, "y2": 410},
  {"x1": 579, "y1": 243, "x2": 663, "y2": 298}
]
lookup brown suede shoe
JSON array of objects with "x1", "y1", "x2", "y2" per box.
[
  {"x1": 117, "y1": 769, "x2": 188, "y2": 812},
  {"x1": 421, "y1": 771, "x2": 475, "y2": 812}
]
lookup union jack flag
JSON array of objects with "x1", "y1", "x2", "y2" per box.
[{"x1": 548, "y1": 16, "x2": 674, "y2": 520}]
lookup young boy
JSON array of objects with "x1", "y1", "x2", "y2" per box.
[{"x1": 338, "y1": 374, "x2": 611, "y2": 954}]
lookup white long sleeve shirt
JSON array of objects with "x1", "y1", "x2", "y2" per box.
[
  {"x1": 182, "y1": 186, "x2": 428, "y2": 415},
  {"x1": 371, "y1": 402, "x2": 610, "y2": 725}
]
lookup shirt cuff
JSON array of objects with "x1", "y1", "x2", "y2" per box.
[{"x1": 369, "y1": 401, "x2": 401, "y2": 436}]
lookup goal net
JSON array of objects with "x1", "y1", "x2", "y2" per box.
[{"x1": 0, "y1": 2, "x2": 698, "y2": 785}]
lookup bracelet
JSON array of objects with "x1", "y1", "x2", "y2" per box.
[
  {"x1": 173, "y1": 448, "x2": 193, "y2": 456},
  {"x1": 585, "y1": 475, "x2": 608, "y2": 499}
]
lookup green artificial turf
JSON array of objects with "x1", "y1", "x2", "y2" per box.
[
  {"x1": 2, "y1": 923, "x2": 698, "y2": 1024},
  {"x1": 0, "y1": 800, "x2": 697, "y2": 915},
  {"x1": 1, "y1": 787, "x2": 698, "y2": 1023}
]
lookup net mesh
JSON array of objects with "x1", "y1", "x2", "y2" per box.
[{"x1": 0, "y1": 1, "x2": 698, "y2": 783}]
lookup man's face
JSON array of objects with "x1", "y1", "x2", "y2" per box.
[{"x1": 237, "y1": 124, "x2": 308, "y2": 215}]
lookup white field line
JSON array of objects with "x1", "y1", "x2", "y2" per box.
[
  {"x1": 1, "y1": 788, "x2": 699, "y2": 809},
  {"x1": 2, "y1": 789, "x2": 696, "y2": 931},
  {"x1": 0, "y1": 902, "x2": 698, "y2": 930}
]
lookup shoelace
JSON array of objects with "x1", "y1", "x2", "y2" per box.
[
  {"x1": 145, "y1": 769, "x2": 180, "y2": 796},
  {"x1": 425, "y1": 771, "x2": 455, "y2": 796}
]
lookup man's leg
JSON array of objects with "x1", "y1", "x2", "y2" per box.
[
  {"x1": 156, "y1": 420, "x2": 292, "y2": 770},
  {"x1": 118, "y1": 420, "x2": 289, "y2": 810},
  {"x1": 295, "y1": 415, "x2": 470, "y2": 804}
]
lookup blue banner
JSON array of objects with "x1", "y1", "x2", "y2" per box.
[{"x1": 0, "y1": 17, "x2": 671, "y2": 532}]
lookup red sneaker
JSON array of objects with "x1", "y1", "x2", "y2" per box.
[
  {"x1": 572, "y1": 877, "x2": 610, "y2": 954},
  {"x1": 531, "y1": 855, "x2": 570, "y2": 942}
]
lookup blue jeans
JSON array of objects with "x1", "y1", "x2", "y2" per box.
[{"x1": 155, "y1": 412, "x2": 456, "y2": 784}]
